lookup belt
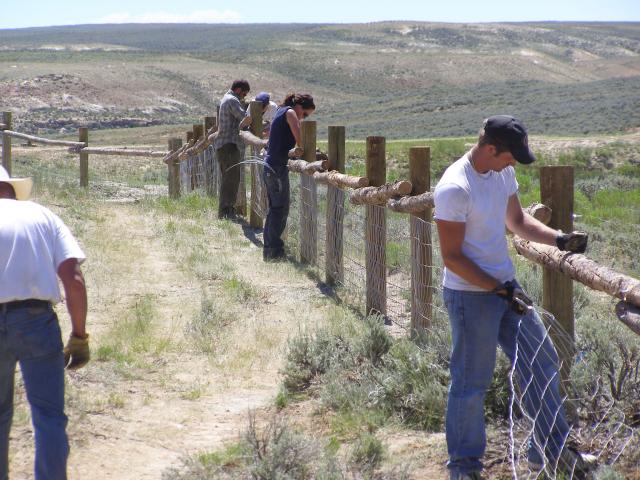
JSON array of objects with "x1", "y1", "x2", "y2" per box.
[{"x1": 0, "y1": 299, "x2": 51, "y2": 313}]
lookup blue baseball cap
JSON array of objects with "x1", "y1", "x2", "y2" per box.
[
  {"x1": 483, "y1": 115, "x2": 536, "y2": 164},
  {"x1": 255, "y1": 92, "x2": 270, "y2": 105}
]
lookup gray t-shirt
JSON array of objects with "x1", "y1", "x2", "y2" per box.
[{"x1": 434, "y1": 152, "x2": 518, "y2": 291}]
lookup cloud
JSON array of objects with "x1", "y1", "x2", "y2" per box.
[{"x1": 96, "y1": 10, "x2": 242, "y2": 24}]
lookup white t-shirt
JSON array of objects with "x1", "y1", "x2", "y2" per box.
[
  {"x1": 263, "y1": 101, "x2": 278, "y2": 124},
  {"x1": 434, "y1": 152, "x2": 518, "y2": 291},
  {"x1": 0, "y1": 199, "x2": 86, "y2": 303}
]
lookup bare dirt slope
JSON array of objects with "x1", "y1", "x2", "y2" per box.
[{"x1": 8, "y1": 200, "x2": 341, "y2": 479}]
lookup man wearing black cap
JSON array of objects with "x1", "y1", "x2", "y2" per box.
[{"x1": 434, "y1": 115, "x2": 592, "y2": 480}]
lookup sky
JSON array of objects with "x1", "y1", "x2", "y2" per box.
[{"x1": 1, "y1": 0, "x2": 639, "y2": 29}]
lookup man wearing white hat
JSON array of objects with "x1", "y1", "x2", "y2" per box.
[{"x1": 0, "y1": 166, "x2": 89, "y2": 480}]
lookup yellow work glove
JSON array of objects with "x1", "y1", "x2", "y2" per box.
[{"x1": 64, "y1": 333, "x2": 90, "y2": 370}]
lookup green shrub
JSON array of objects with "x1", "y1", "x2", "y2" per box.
[
  {"x1": 281, "y1": 329, "x2": 350, "y2": 393},
  {"x1": 374, "y1": 339, "x2": 448, "y2": 431},
  {"x1": 349, "y1": 433, "x2": 385, "y2": 472}
]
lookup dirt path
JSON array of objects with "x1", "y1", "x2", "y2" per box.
[{"x1": 9, "y1": 202, "x2": 332, "y2": 479}]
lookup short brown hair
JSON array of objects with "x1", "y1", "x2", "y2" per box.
[
  {"x1": 478, "y1": 130, "x2": 510, "y2": 155},
  {"x1": 231, "y1": 79, "x2": 250, "y2": 92}
]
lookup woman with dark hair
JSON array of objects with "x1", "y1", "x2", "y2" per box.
[{"x1": 262, "y1": 93, "x2": 316, "y2": 261}]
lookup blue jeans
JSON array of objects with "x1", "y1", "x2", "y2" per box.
[
  {"x1": 0, "y1": 304, "x2": 68, "y2": 480},
  {"x1": 263, "y1": 166, "x2": 290, "y2": 257},
  {"x1": 443, "y1": 285, "x2": 569, "y2": 475}
]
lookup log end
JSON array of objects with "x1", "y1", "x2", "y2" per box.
[{"x1": 615, "y1": 301, "x2": 640, "y2": 337}]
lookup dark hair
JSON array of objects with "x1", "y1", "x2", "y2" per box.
[
  {"x1": 478, "y1": 130, "x2": 510, "y2": 155},
  {"x1": 231, "y1": 79, "x2": 250, "y2": 92},
  {"x1": 282, "y1": 93, "x2": 315, "y2": 110}
]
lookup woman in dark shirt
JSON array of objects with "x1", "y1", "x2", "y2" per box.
[{"x1": 263, "y1": 93, "x2": 316, "y2": 261}]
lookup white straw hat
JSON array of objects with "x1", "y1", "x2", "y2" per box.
[{"x1": 0, "y1": 165, "x2": 33, "y2": 200}]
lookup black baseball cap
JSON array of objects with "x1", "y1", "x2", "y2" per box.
[{"x1": 483, "y1": 115, "x2": 535, "y2": 164}]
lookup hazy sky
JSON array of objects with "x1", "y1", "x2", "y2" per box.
[{"x1": 2, "y1": 0, "x2": 639, "y2": 29}]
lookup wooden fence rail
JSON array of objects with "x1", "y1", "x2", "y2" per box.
[{"x1": 1, "y1": 111, "x2": 170, "y2": 186}]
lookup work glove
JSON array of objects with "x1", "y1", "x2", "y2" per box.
[
  {"x1": 494, "y1": 281, "x2": 534, "y2": 315},
  {"x1": 556, "y1": 231, "x2": 588, "y2": 253},
  {"x1": 64, "y1": 333, "x2": 90, "y2": 370}
]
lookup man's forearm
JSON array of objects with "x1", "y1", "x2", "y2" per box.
[
  {"x1": 65, "y1": 280, "x2": 87, "y2": 337},
  {"x1": 443, "y1": 253, "x2": 502, "y2": 291},
  {"x1": 509, "y1": 212, "x2": 558, "y2": 246},
  {"x1": 58, "y1": 259, "x2": 88, "y2": 338}
]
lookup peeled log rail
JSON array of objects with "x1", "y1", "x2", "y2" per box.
[
  {"x1": 239, "y1": 130, "x2": 268, "y2": 149},
  {"x1": 3, "y1": 130, "x2": 86, "y2": 148},
  {"x1": 350, "y1": 180, "x2": 413, "y2": 206},
  {"x1": 512, "y1": 237, "x2": 640, "y2": 309},
  {"x1": 615, "y1": 301, "x2": 640, "y2": 336},
  {"x1": 177, "y1": 140, "x2": 197, "y2": 161},
  {"x1": 288, "y1": 159, "x2": 329, "y2": 175},
  {"x1": 74, "y1": 147, "x2": 168, "y2": 158},
  {"x1": 0, "y1": 123, "x2": 6, "y2": 130},
  {"x1": 525, "y1": 203, "x2": 553, "y2": 225},
  {"x1": 313, "y1": 170, "x2": 369, "y2": 189},
  {"x1": 387, "y1": 191, "x2": 434, "y2": 213}
]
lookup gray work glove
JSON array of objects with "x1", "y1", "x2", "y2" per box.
[
  {"x1": 64, "y1": 333, "x2": 90, "y2": 370},
  {"x1": 556, "y1": 231, "x2": 588, "y2": 253},
  {"x1": 494, "y1": 281, "x2": 534, "y2": 315}
]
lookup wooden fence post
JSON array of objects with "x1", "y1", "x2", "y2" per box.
[
  {"x1": 540, "y1": 166, "x2": 575, "y2": 398},
  {"x1": 326, "y1": 126, "x2": 346, "y2": 285},
  {"x1": 409, "y1": 146, "x2": 432, "y2": 337},
  {"x1": 366, "y1": 136, "x2": 387, "y2": 316},
  {"x1": 204, "y1": 116, "x2": 216, "y2": 196},
  {"x1": 79, "y1": 127, "x2": 89, "y2": 187},
  {"x1": 185, "y1": 131, "x2": 194, "y2": 191},
  {"x1": 299, "y1": 120, "x2": 317, "y2": 264},
  {"x1": 168, "y1": 137, "x2": 182, "y2": 199},
  {"x1": 249, "y1": 100, "x2": 264, "y2": 228},
  {"x1": 192, "y1": 124, "x2": 204, "y2": 189},
  {"x1": 2, "y1": 112, "x2": 12, "y2": 174}
]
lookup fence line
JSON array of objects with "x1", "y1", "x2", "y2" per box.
[{"x1": 3, "y1": 108, "x2": 639, "y2": 476}]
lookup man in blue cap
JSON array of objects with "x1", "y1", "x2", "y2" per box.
[
  {"x1": 254, "y1": 92, "x2": 278, "y2": 137},
  {"x1": 434, "y1": 115, "x2": 593, "y2": 479}
]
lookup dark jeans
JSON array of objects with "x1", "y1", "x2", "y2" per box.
[
  {"x1": 263, "y1": 167, "x2": 290, "y2": 257},
  {"x1": 0, "y1": 303, "x2": 68, "y2": 480},
  {"x1": 217, "y1": 143, "x2": 241, "y2": 215}
]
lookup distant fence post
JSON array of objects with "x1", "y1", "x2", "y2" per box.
[
  {"x1": 186, "y1": 130, "x2": 194, "y2": 192},
  {"x1": 2, "y1": 112, "x2": 12, "y2": 174},
  {"x1": 79, "y1": 127, "x2": 89, "y2": 187},
  {"x1": 365, "y1": 136, "x2": 387, "y2": 316},
  {"x1": 326, "y1": 126, "x2": 346, "y2": 286},
  {"x1": 192, "y1": 124, "x2": 204, "y2": 189},
  {"x1": 168, "y1": 137, "x2": 182, "y2": 199},
  {"x1": 540, "y1": 166, "x2": 575, "y2": 397},
  {"x1": 204, "y1": 116, "x2": 216, "y2": 196},
  {"x1": 409, "y1": 146, "x2": 432, "y2": 338},
  {"x1": 249, "y1": 100, "x2": 264, "y2": 228},
  {"x1": 299, "y1": 120, "x2": 317, "y2": 264}
]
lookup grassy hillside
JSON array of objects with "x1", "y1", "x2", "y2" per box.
[{"x1": 1, "y1": 22, "x2": 639, "y2": 138}]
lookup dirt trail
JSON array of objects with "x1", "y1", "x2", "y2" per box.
[{"x1": 9, "y1": 202, "x2": 329, "y2": 479}]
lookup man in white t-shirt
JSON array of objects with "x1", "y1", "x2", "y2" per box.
[
  {"x1": 434, "y1": 116, "x2": 593, "y2": 480},
  {"x1": 0, "y1": 166, "x2": 89, "y2": 480},
  {"x1": 255, "y1": 92, "x2": 279, "y2": 137}
]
